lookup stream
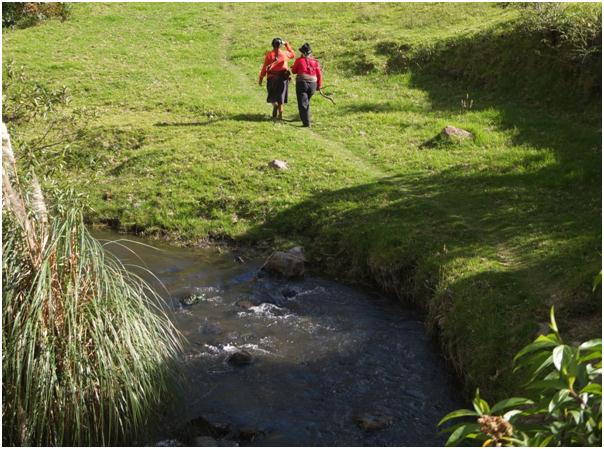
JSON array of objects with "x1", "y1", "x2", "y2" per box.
[{"x1": 96, "y1": 230, "x2": 464, "y2": 446}]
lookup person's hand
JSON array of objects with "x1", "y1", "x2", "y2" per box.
[{"x1": 258, "y1": 80, "x2": 262, "y2": 86}]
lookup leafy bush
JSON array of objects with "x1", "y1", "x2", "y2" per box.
[
  {"x1": 518, "y1": 3, "x2": 602, "y2": 64},
  {"x1": 2, "y1": 2, "x2": 71, "y2": 28},
  {"x1": 2, "y1": 62, "x2": 96, "y2": 176},
  {"x1": 2, "y1": 125, "x2": 183, "y2": 445},
  {"x1": 390, "y1": 3, "x2": 601, "y2": 109},
  {"x1": 439, "y1": 308, "x2": 602, "y2": 446}
]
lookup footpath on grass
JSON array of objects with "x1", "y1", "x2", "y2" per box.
[{"x1": 3, "y1": 2, "x2": 601, "y2": 400}]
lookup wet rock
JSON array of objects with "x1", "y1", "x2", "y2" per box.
[
  {"x1": 268, "y1": 159, "x2": 288, "y2": 170},
  {"x1": 194, "y1": 436, "x2": 218, "y2": 446},
  {"x1": 236, "y1": 427, "x2": 264, "y2": 443},
  {"x1": 235, "y1": 298, "x2": 256, "y2": 310},
  {"x1": 178, "y1": 415, "x2": 231, "y2": 444},
  {"x1": 180, "y1": 294, "x2": 203, "y2": 306},
  {"x1": 441, "y1": 125, "x2": 473, "y2": 140},
  {"x1": 227, "y1": 350, "x2": 253, "y2": 366},
  {"x1": 352, "y1": 413, "x2": 394, "y2": 431},
  {"x1": 263, "y1": 247, "x2": 305, "y2": 279},
  {"x1": 281, "y1": 287, "x2": 297, "y2": 298},
  {"x1": 155, "y1": 439, "x2": 184, "y2": 447}
]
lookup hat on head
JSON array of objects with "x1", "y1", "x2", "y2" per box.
[{"x1": 299, "y1": 42, "x2": 312, "y2": 56}]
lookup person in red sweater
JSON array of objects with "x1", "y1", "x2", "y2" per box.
[
  {"x1": 259, "y1": 37, "x2": 295, "y2": 121},
  {"x1": 291, "y1": 42, "x2": 323, "y2": 128}
]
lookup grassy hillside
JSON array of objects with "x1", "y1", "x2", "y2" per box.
[{"x1": 3, "y1": 2, "x2": 601, "y2": 399}]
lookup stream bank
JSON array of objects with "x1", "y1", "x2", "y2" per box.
[{"x1": 97, "y1": 230, "x2": 465, "y2": 446}]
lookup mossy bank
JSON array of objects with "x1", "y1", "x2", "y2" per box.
[{"x1": 3, "y1": 2, "x2": 601, "y2": 400}]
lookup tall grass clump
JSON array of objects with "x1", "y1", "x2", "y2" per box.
[{"x1": 2, "y1": 123, "x2": 183, "y2": 446}]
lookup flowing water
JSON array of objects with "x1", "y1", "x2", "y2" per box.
[{"x1": 96, "y1": 231, "x2": 464, "y2": 446}]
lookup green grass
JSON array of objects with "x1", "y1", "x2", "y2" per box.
[{"x1": 3, "y1": 2, "x2": 601, "y2": 399}]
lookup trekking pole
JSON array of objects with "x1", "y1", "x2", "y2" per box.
[{"x1": 319, "y1": 89, "x2": 336, "y2": 105}]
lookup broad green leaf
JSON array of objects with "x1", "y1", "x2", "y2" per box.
[
  {"x1": 445, "y1": 423, "x2": 480, "y2": 447},
  {"x1": 552, "y1": 345, "x2": 573, "y2": 372},
  {"x1": 438, "y1": 409, "x2": 478, "y2": 426},
  {"x1": 514, "y1": 334, "x2": 558, "y2": 361},
  {"x1": 579, "y1": 338, "x2": 602, "y2": 352},
  {"x1": 579, "y1": 350, "x2": 602, "y2": 363},
  {"x1": 580, "y1": 383, "x2": 602, "y2": 396},
  {"x1": 568, "y1": 409, "x2": 582, "y2": 424},
  {"x1": 503, "y1": 409, "x2": 524, "y2": 421},
  {"x1": 548, "y1": 389, "x2": 571, "y2": 413},
  {"x1": 491, "y1": 397, "x2": 534, "y2": 414}
]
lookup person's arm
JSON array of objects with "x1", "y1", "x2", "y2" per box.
[
  {"x1": 291, "y1": 57, "x2": 301, "y2": 74},
  {"x1": 284, "y1": 42, "x2": 295, "y2": 59},
  {"x1": 315, "y1": 60, "x2": 323, "y2": 89},
  {"x1": 259, "y1": 53, "x2": 270, "y2": 85}
]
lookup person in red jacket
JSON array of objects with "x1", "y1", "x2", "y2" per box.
[
  {"x1": 259, "y1": 37, "x2": 295, "y2": 121},
  {"x1": 291, "y1": 42, "x2": 323, "y2": 128}
]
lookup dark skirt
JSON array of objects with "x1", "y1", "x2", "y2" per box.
[{"x1": 266, "y1": 73, "x2": 289, "y2": 104}]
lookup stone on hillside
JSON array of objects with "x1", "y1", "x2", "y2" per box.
[
  {"x1": 268, "y1": 159, "x2": 288, "y2": 170},
  {"x1": 263, "y1": 247, "x2": 305, "y2": 279},
  {"x1": 441, "y1": 125, "x2": 473, "y2": 140},
  {"x1": 227, "y1": 350, "x2": 253, "y2": 366},
  {"x1": 352, "y1": 413, "x2": 394, "y2": 431}
]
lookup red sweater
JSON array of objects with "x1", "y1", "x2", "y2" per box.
[
  {"x1": 291, "y1": 56, "x2": 323, "y2": 88},
  {"x1": 258, "y1": 43, "x2": 295, "y2": 82}
]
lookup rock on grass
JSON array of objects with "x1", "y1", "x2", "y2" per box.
[{"x1": 441, "y1": 125, "x2": 473, "y2": 140}]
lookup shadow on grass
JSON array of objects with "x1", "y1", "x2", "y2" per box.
[
  {"x1": 341, "y1": 101, "x2": 428, "y2": 115},
  {"x1": 242, "y1": 156, "x2": 601, "y2": 396},
  {"x1": 154, "y1": 113, "x2": 271, "y2": 127}
]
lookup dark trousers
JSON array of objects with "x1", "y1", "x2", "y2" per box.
[{"x1": 296, "y1": 81, "x2": 317, "y2": 126}]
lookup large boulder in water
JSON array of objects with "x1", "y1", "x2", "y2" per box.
[
  {"x1": 262, "y1": 247, "x2": 305, "y2": 279},
  {"x1": 227, "y1": 350, "x2": 253, "y2": 366}
]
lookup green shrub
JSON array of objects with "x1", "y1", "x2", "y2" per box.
[
  {"x1": 2, "y1": 62, "x2": 96, "y2": 177},
  {"x1": 439, "y1": 308, "x2": 602, "y2": 447},
  {"x1": 2, "y1": 2, "x2": 71, "y2": 28},
  {"x1": 391, "y1": 3, "x2": 601, "y2": 109},
  {"x1": 2, "y1": 125, "x2": 183, "y2": 445}
]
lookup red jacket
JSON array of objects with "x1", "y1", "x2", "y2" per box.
[
  {"x1": 291, "y1": 56, "x2": 323, "y2": 89},
  {"x1": 259, "y1": 43, "x2": 295, "y2": 82}
]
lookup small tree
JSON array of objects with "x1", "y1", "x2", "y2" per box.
[{"x1": 440, "y1": 307, "x2": 602, "y2": 446}]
